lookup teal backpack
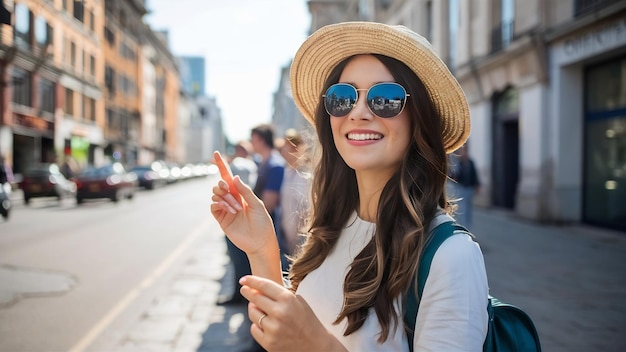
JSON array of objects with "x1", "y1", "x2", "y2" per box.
[{"x1": 404, "y1": 221, "x2": 542, "y2": 352}]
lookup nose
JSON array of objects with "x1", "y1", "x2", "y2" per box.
[{"x1": 349, "y1": 91, "x2": 373, "y2": 121}]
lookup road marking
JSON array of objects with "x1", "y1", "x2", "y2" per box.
[{"x1": 68, "y1": 218, "x2": 214, "y2": 352}]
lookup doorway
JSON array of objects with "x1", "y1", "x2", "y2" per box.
[{"x1": 491, "y1": 87, "x2": 520, "y2": 209}]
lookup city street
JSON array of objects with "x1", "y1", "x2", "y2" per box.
[
  {"x1": 0, "y1": 175, "x2": 224, "y2": 352},
  {"x1": 1, "y1": 174, "x2": 625, "y2": 352}
]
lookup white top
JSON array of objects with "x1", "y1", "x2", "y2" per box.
[
  {"x1": 279, "y1": 167, "x2": 310, "y2": 253},
  {"x1": 296, "y1": 212, "x2": 489, "y2": 351}
]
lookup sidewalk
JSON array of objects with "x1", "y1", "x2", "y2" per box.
[
  {"x1": 109, "y1": 208, "x2": 626, "y2": 352},
  {"x1": 472, "y1": 209, "x2": 626, "y2": 352},
  {"x1": 108, "y1": 218, "x2": 256, "y2": 352}
]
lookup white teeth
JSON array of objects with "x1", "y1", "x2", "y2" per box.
[{"x1": 347, "y1": 133, "x2": 383, "y2": 141}]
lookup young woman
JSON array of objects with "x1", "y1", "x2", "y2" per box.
[{"x1": 211, "y1": 22, "x2": 489, "y2": 351}]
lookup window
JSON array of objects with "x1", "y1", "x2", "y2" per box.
[
  {"x1": 501, "y1": 0, "x2": 514, "y2": 47},
  {"x1": 70, "y1": 41, "x2": 76, "y2": 67},
  {"x1": 65, "y1": 88, "x2": 74, "y2": 115},
  {"x1": 90, "y1": 55, "x2": 96, "y2": 77},
  {"x1": 89, "y1": 9, "x2": 95, "y2": 31},
  {"x1": 119, "y1": 40, "x2": 137, "y2": 60},
  {"x1": 11, "y1": 68, "x2": 32, "y2": 107},
  {"x1": 38, "y1": 78, "x2": 55, "y2": 114},
  {"x1": 105, "y1": 66, "x2": 116, "y2": 96},
  {"x1": 575, "y1": 0, "x2": 621, "y2": 17},
  {"x1": 426, "y1": 1, "x2": 433, "y2": 42},
  {"x1": 14, "y1": 3, "x2": 31, "y2": 50},
  {"x1": 83, "y1": 95, "x2": 96, "y2": 121},
  {"x1": 448, "y1": 0, "x2": 459, "y2": 69},
  {"x1": 492, "y1": 0, "x2": 515, "y2": 52},
  {"x1": 73, "y1": 0, "x2": 84, "y2": 22},
  {"x1": 104, "y1": 26, "x2": 115, "y2": 46},
  {"x1": 35, "y1": 16, "x2": 51, "y2": 49}
]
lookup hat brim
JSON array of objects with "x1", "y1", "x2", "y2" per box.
[{"x1": 290, "y1": 22, "x2": 470, "y2": 153}]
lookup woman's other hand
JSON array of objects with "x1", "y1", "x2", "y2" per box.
[{"x1": 240, "y1": 275, "x2": 347, "y2": 352}]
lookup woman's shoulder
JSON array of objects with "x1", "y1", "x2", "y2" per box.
[{"x1": 431, "y1": 226, "x2": 485, "y2": 278}]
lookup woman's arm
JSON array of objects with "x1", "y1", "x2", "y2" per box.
[{"x1": 211, "y1": 151, "x2": 283, "y2": 284}]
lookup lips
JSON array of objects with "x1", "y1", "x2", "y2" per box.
[{"x1": 347, "y1": 133, "x2": 383, "y2": 141}]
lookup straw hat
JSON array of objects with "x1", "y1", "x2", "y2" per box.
[{"x1": 290, "y1": 21, "x2": 470, "y2": 153}]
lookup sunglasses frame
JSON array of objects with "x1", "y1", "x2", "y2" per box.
[{"x1": 322, "y1": 82, "x2": 410, "y2": 118}]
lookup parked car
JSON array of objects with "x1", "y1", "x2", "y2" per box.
[
  {"x1": 0, "y1": 183, "x2": 10, "y2": 220},
  {"x1": 75, "y1": 163, "x2": 138, "y2": 204},
  {"x1": 129, "y1": 163, "x2": 167, "y2": 190},
  {"x1": 19, "y1": 163, "x2": 77, "y2": 205}
]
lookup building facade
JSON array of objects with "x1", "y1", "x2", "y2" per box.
[
  {"x1": 272, "y1": 64, "x2": 309, "y2": 139},
  {"x1": 0, "y1": 0, "x2": 106, "y2": 175},
  {"x1": 304, "y1": 0, "x2": 626, "y2": 232},
  {"x1": 0, "y1": 0, "x2": 198, "y2": 179}
]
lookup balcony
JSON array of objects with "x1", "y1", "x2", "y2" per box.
[
  {"x1": 490, "y1": 20, "x2": 515, "y2": 54},
  {"x1": 574, "y1": 0, "x2": 621, "y2": 17}
]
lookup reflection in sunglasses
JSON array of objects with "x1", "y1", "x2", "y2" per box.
[{"x1": 323, "y1": 82, "x2": 409, "y2": 118}]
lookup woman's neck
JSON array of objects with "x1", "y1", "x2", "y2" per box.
[{"x1": 355, "y1": 170, "x2": 393, "y2": 222}]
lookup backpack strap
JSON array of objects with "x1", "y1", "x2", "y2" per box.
[{"x1": 404, "y1": 221, "x2": 470, "y2": 352}]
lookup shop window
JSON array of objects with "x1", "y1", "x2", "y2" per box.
[{"x1": 584, "y1": 57, "x2": 626, "y2": 231}]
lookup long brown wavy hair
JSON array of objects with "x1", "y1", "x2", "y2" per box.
[{"x1": 288, "y1": 54, "x2": 450, "y2": 343}]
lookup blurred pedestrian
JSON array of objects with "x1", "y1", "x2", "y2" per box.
[
  {"x1": 278, "y1": 129, "x2": 311, "y2": 260},
  {"x1": 249, "y1": 124, "x2": 286, "y2": 270},
  {"x1": 448, "y1": 143, "x2": 481, "y2": 230},
  {"x1": 211, "y1": 22, "x2": 488, "y2": 351},
  {"x1": 60, "y1": 156, "x2": 77, "y2": 180},
  {"x1": 0, "y1": 155, "x2": 14, "y2": 193},
  {"x1": 218, "y1": 141, "x2": 259, "y2": 306}
]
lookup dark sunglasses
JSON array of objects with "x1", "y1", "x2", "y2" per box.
[{"x1": 323, "y1": 82, "x2": 410, "y2": 118}]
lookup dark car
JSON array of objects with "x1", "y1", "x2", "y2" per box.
[
  {"x1": 129, "y1": 163, "x2": 167, "y2": 190},
  {"x1": 19, "y1": 163, "x2": 77, "y2": 205},
  {"x1": 75, "y1": 163, "x2": 138, "y2": 204}
]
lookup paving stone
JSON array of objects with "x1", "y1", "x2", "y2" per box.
[
  {"x1": 145, "y1": 295, "x2": 193, "y2": 318},
  {"x1": 125, "y1": 317, "x2": 186, "y2": 344}
]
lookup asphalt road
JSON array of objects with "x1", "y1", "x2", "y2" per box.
[{"x1": 0, "y1": 176, "x2": 219, "y2": 352}]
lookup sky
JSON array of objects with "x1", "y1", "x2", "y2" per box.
[{"x1": 144, "y1": 0, "x2": 311, "y2": 143}]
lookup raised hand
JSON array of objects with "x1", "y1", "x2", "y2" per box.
[{"x1": 210, "y1": 151, "x2": 276, "y2": 256}]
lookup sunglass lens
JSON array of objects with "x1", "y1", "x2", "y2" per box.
[
  {"x1": 367, "y1": 83, "x2": 407, "y2": 118},
  {"x1": 324, "y1": 84, "x2": 357, "y2": 117}
]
